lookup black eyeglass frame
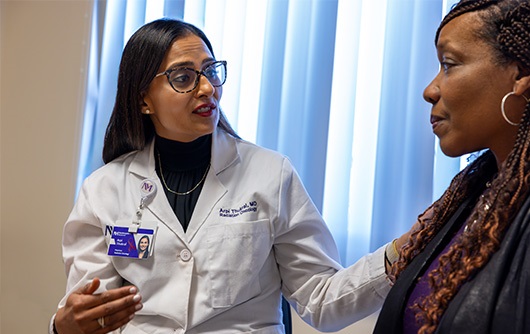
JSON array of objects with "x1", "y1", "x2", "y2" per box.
[{"x1": 154, "y1": 60, "x2": 227, "y2": 94}]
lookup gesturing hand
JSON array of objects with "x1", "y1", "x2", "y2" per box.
[{"x1": 54, "y1": 278, "x2": 142, "y2": 334}]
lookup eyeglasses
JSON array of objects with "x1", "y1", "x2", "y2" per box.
[{"x1": 155, "y1": 60, "x2": 227, "y2": 94}]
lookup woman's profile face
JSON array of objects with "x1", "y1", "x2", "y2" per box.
[
  {"x1": 142, "y1": 34, "x2": 222, "y2": 142},
  {"x1": 423, "y1": 12, "x2": 521, "y2": 164},
  {"x1": 139, "y1": 237, "x2": 149, "y2": 251}
]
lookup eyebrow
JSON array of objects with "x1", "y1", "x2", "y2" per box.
[
  {"x1": 436, "y1": 39, "x2": 459, "y2": 57},
  {"x1": 166, "y1": 58, "x2": 216, "y2": 70},
  {"x1": 436, "y1": 38, "x2": 450, "y2": 50}
]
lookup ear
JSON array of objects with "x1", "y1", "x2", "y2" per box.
[
  {"x1": 140, "y1": 92, "x2": 153, "y2": 115},
  {"x1": 513, "y1": 71, "x2": 530, "y2": 97}
]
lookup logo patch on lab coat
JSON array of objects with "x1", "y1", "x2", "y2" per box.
[{"x1": 219, "y1": 201, "x2": 257, "y2": 218}]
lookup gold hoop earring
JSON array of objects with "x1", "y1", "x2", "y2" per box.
[{"x1": 501, "y1": 92, "x2": 529, "y2": 126}]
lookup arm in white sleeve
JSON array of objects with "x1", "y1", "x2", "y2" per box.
[
  {"x1": 273, "y1": 158, "x2": 391, "y2": 332},
  {"x1": 49, "y1": 313, "x2": 57, "y2": 334},
  {"x1": 289, "y1": 245, "x2": 390, "y2": 332},
  {"x1": 58, "y1": 178, "x2": 124, "y2": 308},
  {"x1": 51, "y1": 179, "x2": 124, "y2": 334}
]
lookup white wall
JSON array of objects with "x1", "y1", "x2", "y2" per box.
[{"x1": 0, "y1": 1, "x2": 377, "y2": 332}]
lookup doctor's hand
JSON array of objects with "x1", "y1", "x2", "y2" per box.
[
  {"x1": 384, "y1": 208, "x2": 430, "y2": 275},
  {"x1": 54, "y1": 277, "x2": 142, "y2": 334}
]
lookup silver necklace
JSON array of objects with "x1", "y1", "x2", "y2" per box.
[{"x1": 157, "y1": 151, "x2": 210, "y2": 196}]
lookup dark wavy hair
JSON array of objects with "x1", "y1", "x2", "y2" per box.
[
  {"x1": 137, "y1": 235, "x2": 150, "y2": 258},
  {"x1": 389, "y1": 1, "x2": 530, "y2": 333},
  {"x1": 102, "y1": 19, "x2": 238, "y2": 163}
]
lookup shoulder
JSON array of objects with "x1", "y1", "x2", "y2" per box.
[
  {"x1": 82, "y1": 149, "x2": 144, "y2": 187},
  {"x1": 236, "y1": 137, "x2": 285, "y2": 159},
  {"x1": 213, "y1": 130, "x2": 293, "y2": 173},
  {"x1": 234, "y1": 137, "x2": 295, "y2": 173}
]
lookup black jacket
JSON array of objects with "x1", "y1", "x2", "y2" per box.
[{"x1": 374, "y1": 193, "x2": 530, "y2": 334}]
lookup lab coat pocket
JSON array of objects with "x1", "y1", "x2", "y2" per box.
[{"x1": 207, "y1": 219, "x2": 272, "y2": 308}]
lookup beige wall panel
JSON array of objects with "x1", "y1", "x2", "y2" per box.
[{"x1": 1, "y1": 1, "x2": 92, "y2": 332}]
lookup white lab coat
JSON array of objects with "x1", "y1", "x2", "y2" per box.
[{"x1": 54, "y1": 129, "x2": 391, "y2": 334}]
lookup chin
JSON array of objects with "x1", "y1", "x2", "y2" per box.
[
  {"x1": 201, "y1": 127, "x2": 216, "y2": 137},
  {"x1": 439, "y1": 143, "x2": 467, "y2": 158},
  {"x1": 204, "y1": 122, "x2": 218, "y2": 134}
]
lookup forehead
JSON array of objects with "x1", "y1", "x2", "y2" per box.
[
  {"x1": 162, "y1": 34, "x2": 214, "y2": 67},
  {"x1": 437, "y1": 12, "x2": 485, "y2": 50}
]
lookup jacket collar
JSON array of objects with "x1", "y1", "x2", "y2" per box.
[
  {"x1": 126, "y1": 129, "x2": 240, "y2": 243},
  {"x1": 128, "y1": 129, "x2": 239, "y2": 178}
]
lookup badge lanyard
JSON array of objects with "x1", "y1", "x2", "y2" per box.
[
  {"x1": 107, "y1": 179, "x2": 159, "y2": 259},
  {"x1": 129, "y1": 179, "x2": 157, "y2": 232}
]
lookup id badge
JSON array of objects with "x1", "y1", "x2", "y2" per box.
[{"x1": 107, "y1": 220, "x2": 158, "y2": 259}]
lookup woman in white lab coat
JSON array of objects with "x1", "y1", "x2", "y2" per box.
[{"x1": 52, "y1": 19, "x2": 408, "y2": 334}]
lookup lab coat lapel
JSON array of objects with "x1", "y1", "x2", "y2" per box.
[
  {"x1": 186, "y1": 130, "x2": 239, "y2": 242},
  {"x1": 185, "y1": 171, "x2": 226, "y2": 242},
  {"x1": 128, "y1": 141, "x2": 188, "y2": 242},
  {"x1": 147, "y1": 183, "x2": 188, "y2": 240}
]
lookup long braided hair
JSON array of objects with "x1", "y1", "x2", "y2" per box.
[{"x1": 390, "y1": 1, "x2": 530, "y2": 333}]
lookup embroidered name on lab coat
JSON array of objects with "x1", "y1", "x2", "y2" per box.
[{"x1": 219, "y1": 201, "x2": 257, "y2": 217}]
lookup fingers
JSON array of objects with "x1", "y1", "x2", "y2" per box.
[
  {"x1": 56, "y1": 282, "x2": 142, "y2": 334},
  {"x1": 78, "y1": 277, "x2": 100, "y2": 295},
  {"x1": 94, "y1": 288, "x2": 142, "y2": 319},
  {"x1": 84, "y1": 285, "x2": 140, "y2": 310},
  {"x1": 92, "y1": 293, "x2": 143, "y2": 333}
]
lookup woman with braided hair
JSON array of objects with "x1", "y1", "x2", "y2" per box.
[{"x1": 374, "y1": 0, "x2": 530, "y2": 333}]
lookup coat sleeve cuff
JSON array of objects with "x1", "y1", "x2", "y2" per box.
[
  {"x1": 368, "y1": 243, "x2": 393, "y2": 298},
  {"x1": 49, "y1": 313, "x2": 58, "y2": 334}
]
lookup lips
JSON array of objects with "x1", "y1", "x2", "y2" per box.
[
  {"x1": 430, "y1": 114, "x2": 444, "y2": 131},
  {"x1": 193, "y1": 103, "x2": 216, "y2": 117}
]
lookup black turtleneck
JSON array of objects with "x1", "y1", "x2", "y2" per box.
[{"x1": 154, "y1": 134, "x2": 212, "y2": 231}]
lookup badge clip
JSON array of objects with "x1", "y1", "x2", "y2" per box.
[{"x1": 128, "y1": 179, "x2": 157, "y2": 233}]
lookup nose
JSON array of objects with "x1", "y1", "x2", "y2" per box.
[
  {"x1": 194, "y1": 74, "x2": 215, "y2": 98},
  {"x1": 423, "y1": 77, "x2": 440, "y2": 105}
]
